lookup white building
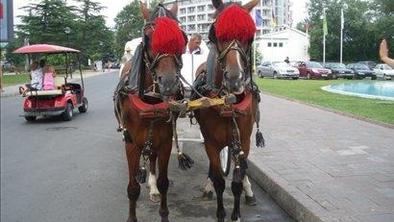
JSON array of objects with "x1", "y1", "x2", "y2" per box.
[
  {"x1": 165, "y1": 0, "x2": 292, "y2": 39},
  {"x1": 258, "y1": 26, "x2": 309, "y2": 62}
]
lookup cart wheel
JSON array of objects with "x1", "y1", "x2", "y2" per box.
[
  {"x1": 25, "y1": 116, "x2": 36, "y2": 122},
  {"x1": 220, "y1": 146, "x2": 231, "y2": 176},
  {"x1": 62, "y1": 102, "x2": 73, "y2": 121},
  {"x1": 78, "y1": 97, "x2": 88, "y2": 113}
]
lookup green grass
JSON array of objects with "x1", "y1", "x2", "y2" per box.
[
  {"x1": 2, "y1": 74, "x2": 30, "y2": 87},
  {"x1": 255, "y1": 78, "x2": 394, "y2": 125}
]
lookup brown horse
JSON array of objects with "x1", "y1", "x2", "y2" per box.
[
  {"x1": 192, "y1": 0, "x2": 264, "y2": 221},
  {"x1": 114, "y1": 3, "x2": 193, "y2": 222}
]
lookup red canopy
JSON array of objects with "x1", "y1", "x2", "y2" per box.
[{"x1": 13, "y1": 44, "x2": 80, "y2": 54}]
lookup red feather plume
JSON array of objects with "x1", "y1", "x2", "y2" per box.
[
  {"x1": 152, "y1": 17, "x2": 186, "y2": 55},
  {"x1": 215, "y1": 4, "x2": 256, "y2": 42}
]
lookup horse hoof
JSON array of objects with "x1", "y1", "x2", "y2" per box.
[
  {"x1": 217, "y1": 219, "x2": 225, "y2": 222},
  {"x1": 161, "y1": 218, "x2": 169, "y2": 222},
  {"x1": 232, "y1": 218, "x2": 241, "y2": 222},
  {"x1": 202, "y1": 191, "x2": 213, "y2": 201},
  {"x1": 127, "y1": 217, "x2": 137, "y2": 222},
  {"x1": 150, "y1": 193, "x2": 161, "y2": 203},
  {"x1": 245, "y1": 194, "x2": 257, "y2": 206}
]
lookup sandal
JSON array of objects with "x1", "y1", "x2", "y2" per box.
[{"x1": 19, "y1": 86, "x2": 25, "y2": 95}]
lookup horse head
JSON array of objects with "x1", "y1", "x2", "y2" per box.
[
  {"x1": 209, "y1": 0, "x2": 259, "y2": 95},
  {"x1": 141, "y1": 2, "x2": 186, "y2": 100}
]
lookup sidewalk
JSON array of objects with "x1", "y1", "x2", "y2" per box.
[
  {"x1": 247, "y1": 93, "x2": 394, "y2": 222},
  {"x1": 0, "y1": 69, "x2": 116, "y2": 97}
]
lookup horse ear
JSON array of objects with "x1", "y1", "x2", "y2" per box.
[
  {"x1": 140, "y1": 1, "x2": 150, "y2": 20},
  {"x1": 243, "y1": 0, "x2": 259, "y2": 12},
  {"x1": 212, "y1": 0, "x2": 223, "y2": 10},
  {"x1": 170, "y1": 2, "x2": 178, "y2": 17}
]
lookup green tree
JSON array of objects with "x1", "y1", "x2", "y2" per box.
[
  {"x1": 307, "y1": 0, "x2": 393, "y2": 62},
  {"x1": 16, "y1": 0, "x2": 77, "y2": 46},
  {"x1": 114, "y1": 0, "x2": 144, "y2": 58},
  {"x1": 74, "y1": 0, "x2": 114, "y2": 64}
]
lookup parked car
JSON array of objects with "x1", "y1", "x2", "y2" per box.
[
  {"x1": 346, "y1": 63, "x2": 377, "y2": 80},
  {"x1": 323, "y1": 62, "x2": 354, "y2": 79},
  {"x1": 373, "y1": 63, "x2": 394, "y2": 80},
  {"x1": 358, "y1": 61, "x2": 377, "y2": 70},
  {"x1": 295, "y1": 61, "x2": 333, "y2": 79},
  {"x1": 257, "y1": 61, "x2": 299, "y2": 79}
]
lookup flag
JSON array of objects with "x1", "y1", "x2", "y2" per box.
[
  {"x1": 340, "y1": 9, "x2": 344, "y2": 30},
  {"x1": 255, "y1": 9, "x2": 263, "y2": 27},
  {"x1": 323, "y1": 9, "x2": 328, "y2": 36},
  {"x1": 271, "y1": 7, "x2": 276, "y2": 27}
]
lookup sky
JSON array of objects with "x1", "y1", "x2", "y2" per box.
[{"x1": 14, "y1": 0, "x2": 309, "y2": 29}]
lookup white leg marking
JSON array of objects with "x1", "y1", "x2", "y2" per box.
[
  {"x1": 148, "y1": 172, "x2": 160, "y2": 196},
  {"x1": 204, "y1": 177, "x2": 214, "y2": 193},
  {"x1": 243, "y1": 175, "x2": 254, "y2": 197}
]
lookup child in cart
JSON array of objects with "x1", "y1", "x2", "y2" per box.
[{"x1": 42, "y1": 65, "x2": 56, "y2": 90}]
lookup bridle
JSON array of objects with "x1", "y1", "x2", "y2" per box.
[
  {"x1": 213, "y1": 34, "x2": 253, "y2": 90},
  {"x1": 141, "y1": 21, "x2": 185, "y2": 95},
  {"x1": 216, "y1": 39, "x2": 249, "y2": 70}
]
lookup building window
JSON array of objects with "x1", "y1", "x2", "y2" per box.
[
  {"x1": 180, "y1": 8, "x2": 186, "y2": 14},
  {"x1": 188, "y1": 15, "x2": 195, "y2": 22},
  {"x1": 268, "y1": 42, "x2": 272, "y2": 47},
  {"x1": 179, "y1": 16, "x2": 186, "y2": 23},
  {"x1": 197, "y1": 5, "x2": 205, "y2": 12},
  {"x1": 188, "y1": 24, "x2": 196, "y2": 31},
  {"x1": 279, "y1": 42, "x2": 283, "y2": 47},
  {"x1": 197, "y1": 14, "x2": 206, "y2": 21},
  {"x1": 208, "y1": 13, "x2": 214, "y2": 21},
  {"x1": 208, "y1": 5, "x2": 214, "y2": 10},
  {"x1": 273, "y1": 42, "x2": 278, "y2": 47},
  {"x1": 188, "y1": 7, "x2": 195, "y2": 13}
]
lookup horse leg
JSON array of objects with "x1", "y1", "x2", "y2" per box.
[
  {"x1": 231, "y1": 178, "x2": 243, "y2": 222},
  {"x1": 148, "y1": 153, "x2": 160, "y2": 203},
  {"x1": 157, "y1": 144, "x2": 172, "y2": 222},
  {"x1": 206, "y1": 144, "x2": 226, "y2": 222},
  {"x1": 243, "y1": 175, "x2": 257, "y2": 206},
  {"x1": 125, "y1": 143, "x2": 141, "y2": 222}
]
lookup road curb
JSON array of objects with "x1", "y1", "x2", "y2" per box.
[
  {"x1": 183, "y1": 141, "x2": 325, "y2": 222},
  {"x1": 247, "y1": 159, "x2": 326, "y2": 222}
]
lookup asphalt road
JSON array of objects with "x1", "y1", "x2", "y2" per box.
[{"x1": 1, "y1": 71, "x2": 292, "y2": 222}]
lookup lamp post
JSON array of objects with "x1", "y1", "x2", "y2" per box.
[
  {"x1": 64, "y1": 27, "x2": 71, "y2": 47},
  {"x1": 64, "y1": 27, "x2": 71, "y2": 77}
]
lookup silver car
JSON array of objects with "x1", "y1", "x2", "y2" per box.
[
  {"x1": 257, "y1": 61, "x2": 300, "y2": 79},
  {"x1": 373, "y1": 64, "x2": 394, "y2": 80}
]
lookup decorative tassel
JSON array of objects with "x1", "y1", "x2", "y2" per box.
[
  {"x1": 177, "y1": 152, "x2": 194, "y2": 170},
  {"x1": 240, "y1": 157, "x2": 248, "y2": 170},
  {"x1": 136, "y1": 167, "x2": 147, "y2": 184},
  {"x1": 256, "y1": 129, "x2": 265, "y2": 148}
]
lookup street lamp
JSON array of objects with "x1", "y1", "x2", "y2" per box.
[
  {"x1": 64, "y1": 27, "x2": 71, "y2": 46},
  {"x1": 64, "y1": 27, "x2": 71, "y2": 77}
]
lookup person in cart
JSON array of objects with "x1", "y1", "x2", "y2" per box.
[{"x1": 19, "y1": 61, "x2": 43, "y2": 94}]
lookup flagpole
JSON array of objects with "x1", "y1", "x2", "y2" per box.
[
  {"x1": 340, "y1": 8, "x2": 343, "y2": 64},
  {"x1": 323, "y1": 8, "x2": 326, "y2": 65},
  {"x1": 271, "y1": 3, "x2": 274, "y2": 62}
]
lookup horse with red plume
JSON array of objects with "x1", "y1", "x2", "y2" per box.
[
  {"x1": 114, "y1": 3, "x2": 193, "y2": 222},
  {"x1": 191, "y1": 0, "x2": 264, "y2": 221}
]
